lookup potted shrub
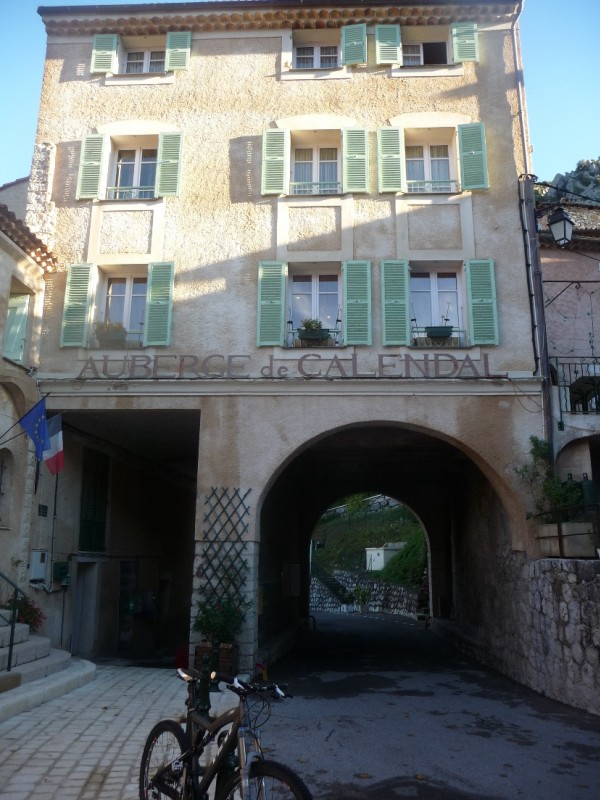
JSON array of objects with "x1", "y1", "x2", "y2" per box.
[
  {"x1": 94, "y1": 320, "x2": 127, "y2": 347},
  {"x1": 515, "y1": 436, "x2": 596, "y2": 557},
  {"x1": 297, "y1": 318, "x2": 330, "y2": 345},
  {"x1": 192, "y1": 590, "x2": 251, "y2": 674}
]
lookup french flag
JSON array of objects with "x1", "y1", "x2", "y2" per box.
[{"x1": 43, "y1": 414, "x2": 64, "y2": 475}]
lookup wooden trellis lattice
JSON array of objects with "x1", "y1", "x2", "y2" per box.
[{"x1": 198, "y1": 487, "x2": 251, "y2": 599}]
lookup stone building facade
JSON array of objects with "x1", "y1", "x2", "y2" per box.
[{"x1": 9, "y1": 1, "x2": 598, "y2": 713}]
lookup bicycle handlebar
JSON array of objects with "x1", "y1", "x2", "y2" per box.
[{"x1": 210, "y1": 671, "x2": 292, "y2": 698}]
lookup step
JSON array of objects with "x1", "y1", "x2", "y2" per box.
[
  {"x1": 0, "y1": 635, "x2": 50, "y2": 672},
  {"x1": 0, "y1": 622, "x2": 30, "y2": 648},
  {"x1": 15, "y1": 647, "x2": 72, "y2": 684},
  {"x1": 0, "y1": 657, "x2": 96, "y2": 723}
]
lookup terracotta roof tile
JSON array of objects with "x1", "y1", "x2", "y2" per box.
[{"x1": 0, "y1": 204, "x2": 57, "y2": 271}]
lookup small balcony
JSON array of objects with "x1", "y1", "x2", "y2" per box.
[
  {"x1": 552, "y1": 357, "x2": 600, "y2": 414},
  {"x1": 406, "y1": 179, "x2": 459, "y2": 194},
  {"x1": 106, "y1": 186, "x2": 156, "y2": 201},
  {"x1": 290, "y1": 181, "x2": 341, "y2": 196}
]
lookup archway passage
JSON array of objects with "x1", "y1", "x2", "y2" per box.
[{"x1": 258, "y1": 423, "x2": 509, "y2": 655}]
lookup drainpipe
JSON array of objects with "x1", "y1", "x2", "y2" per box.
[{"x1": 519, "y1": 173, "x2": 554, "y2": 455}]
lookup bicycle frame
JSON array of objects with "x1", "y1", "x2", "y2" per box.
[{"x1": 178, "y1": 678, "x2": 264, "y2": 799}]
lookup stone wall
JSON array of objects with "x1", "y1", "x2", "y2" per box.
[
  {"x1": 310, "y1": 571, "x2": 418, "y2": 618},
  {"x1": 525, "y1": 559, "x2": 600, "y2": 714}
]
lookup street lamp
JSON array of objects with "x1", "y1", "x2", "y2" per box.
[{"x1": 546, "y1": 207, "x2": 574, "y2": 247}]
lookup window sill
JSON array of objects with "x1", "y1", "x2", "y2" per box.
[
  {"x1": 280, "y1": 66, "x2": 351, "y2": 81},
  {"x1": 104, "y1": 72, "x2": 175, "y2": 86},
  {"x1": 390, "y1": 64, "x2": 463, "y2": 78}
]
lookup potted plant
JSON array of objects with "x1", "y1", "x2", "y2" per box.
[
  {"x1": 94, "y1": 320, "x2": 127, "y2": 347},
  {"x1": 193, "y1": 590, "x2": 251, "y2": 674},
  {"x1": 425, "y1": 325, "x2": 453, "y2": 339},
  {"x1": 297, "y1": 318, "x2": 330, "y2": 346},
  {"x1": 515, "y1": 436, "x2": 596, "y2": 557}
]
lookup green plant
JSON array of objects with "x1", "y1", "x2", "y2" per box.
[
  {"x1": 193, "y1": 591, "x2": 251, "y2": 644},
  {"x1": 299, "y1": 318, "x2": 323, "y2": 331},
  {"x1": 515, "y1": 436, "x2": 584, "y2": 522},
  {"x1": 354, "y1": 586, "x2": 370, "y2": 604},
  {"x1": 2, "y1": 595, "x2": 46, "y2": 632},
  {"x1": 94, "y1": 320, "x2": 126, "y2": 337},
  {"x1": 381, "y1": 527, "x2": 427, "y2": 587}
]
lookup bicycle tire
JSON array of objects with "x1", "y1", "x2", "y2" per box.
[
  {"x1": 217, "y1": 759, "x2": 313, "y2": 800},
  {"x1": 139, "y1": 719, "x2": 189, "y2": 800}
]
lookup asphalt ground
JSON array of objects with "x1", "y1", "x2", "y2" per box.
[{"x1": 0, "y1": 611, "x2": 598, "y2": 799}]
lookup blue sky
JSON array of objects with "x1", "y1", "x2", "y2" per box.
[{"x1": 0, "y1": 0, "x2": 597, "y2": 188}]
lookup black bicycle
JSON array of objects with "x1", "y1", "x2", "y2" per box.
[{"x1": 139, "y1": 667, "x2": 313, "y2": 800}]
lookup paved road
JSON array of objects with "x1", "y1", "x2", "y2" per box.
[{"x1": 0, "y1": 611, "x2": 598, "y2": 799}]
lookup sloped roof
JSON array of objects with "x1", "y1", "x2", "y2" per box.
[
  {"x1": 39, "y1": 1, "x2": 522, "y2": 34},
  {"x1": 0, "y1": 204, "x2": 57, "y2": 271}
]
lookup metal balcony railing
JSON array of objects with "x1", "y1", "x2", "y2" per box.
[
  {"x1": 290, "y1": 181, "x2": 341, "y2": 196},
  {"x1": 406, "y1": 179, "x2": 459, "y2": 194},
  {"x1": 106, "y1": 186, "x2": 156, "y2": 200},
  {"x1": 551, "y1": 357, "x2": 600, "y2": 415}
]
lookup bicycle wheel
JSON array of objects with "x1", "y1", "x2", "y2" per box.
[
  {"x1": 217, "y1": 759, "x2": 312, "y2": 800},
  {"x1": 139, "y1": 719, "x2": 188, "y2": 800}
]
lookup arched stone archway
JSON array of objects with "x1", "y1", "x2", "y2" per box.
[{"x1": 257, "y1": 422, "x2": 518, "y2": 653}]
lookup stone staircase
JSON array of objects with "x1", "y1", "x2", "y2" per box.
[{"x1": 0, "y1": 616, "x2": 96, "y2": 722}]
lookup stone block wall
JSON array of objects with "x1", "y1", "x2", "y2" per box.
[{"x1": 310, "y1": 571, "x2": 418, "y2": 618}]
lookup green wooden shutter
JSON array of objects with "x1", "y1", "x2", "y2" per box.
[
  {"x1": 458, "y1": 122, "x2": 488, "y2": 190},
  {"x1": 144, "y1": 262, "x2": 174, "y2": 345},
  {"x1": 91, "y1": 33, "x2": 119, "y2": 73},
  {"x1": 341, "y1": 23, "x2": 367, "y2": 65},
  {"x1": 343, "y1": 260, "x2": 371, "y2": 345},
  {"x1": 165, "y1": 31, "x2": 191, "y2": 70},
  {"x1": 76, "y1": 135, "x2": 106, "y2": 200},
  {"x1": 61, "y1": 263, "x2": 96, "y2": 347},
  {"x1": 156, "y1": 133, "x2": 182, "y2": 197},
  {"x1": 452, "y1": 22, "x2": 479, "y2": 63},
  {"x1": 261, "y1": 129, "x2": 289, "y2": 195},
  {"x1": 257, "y1": 261, "x2": 286, "y2": 346},
  {"x1": 3, "y1": 294, "x2": 30, "y2": 362},
  {"x1": 466, "y1": 259, "x2": 498, "y2": 345},
  {"x1": 381, "y1": 260, "x2": 410, "y2": 345},
  {"x1": 343, "y1": 129, "x2": 369, "y2": 193},
  {"x1": 377, "y1": 128, "x2": 404, "y2": 193},
  {"x1": 375, "y1": 25, "x2": 401, "y2": 64}
]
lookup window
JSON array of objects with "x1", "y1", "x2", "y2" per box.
[
  {"x1": 262, "y1": 128, "x2": 368, "y2": 195},
  {"x1": 79, "y1": 448, "x2": 109, "y2": 552},
  {"x1": 60, "y1": 262, "x2": 174, "y2": 348},
  {"x1": 290, "y1": 272, "x2": 340, "y2": 331},
  {"x1": 410, "y1": 271, "x2": 460, "y2": 329},
  {"x1": 125, "y1": 50, "x2": 166, "y2": 74},
  {"x1": 291, "y1": 134, "x2": 340, "y2": 195},
  {"x1": 3, "y1": 294, "x2": 30, "y2": 363},
  {"x1": 76, "y1": 131, "x2": 182, "y2": 200},
  {"x1": 294, "y1": 45, "x2": 339, "y2": 70},
  {"x1": 377, "y1": 122, "x2": 488, "y2": 193},
  {"x1": 101, "y1": 275, "x2": 148, "y2": 346},
  {"x1": 91, "y1": 32, "x2": 190, "y2": 74},
  {"x1": 405, "y1": 144, "x2": 451, "y2": 193},
  {"x1": 257, "y1": 260, "x2": 371, "y2": 347},
  {"x1": 111, "y1": 147, "x2": 158, "y2": 200},
  {"x1": 402, "y1": 42, "x2": 448, "y2": 66},
  {"x1": 380, "y1": 259, "x2": 498, "y2": 346}
]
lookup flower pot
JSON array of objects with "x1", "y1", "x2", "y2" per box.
[
  {"x1": 425, "y1": 326, "x2": 453, "y2": 339},
  {"x1": 96, "y1": 333, "x2": 127, "y2": 348},
  {"x1": 194, "y1": 642, "x2": 239, "y2": 675}
]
